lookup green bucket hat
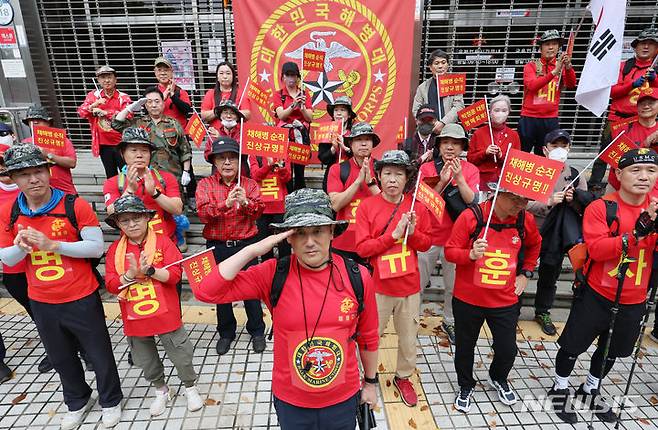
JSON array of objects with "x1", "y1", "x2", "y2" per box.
[
  {"x1": 345, "y1": 122, "x2": 380, "y2": 147},
  {"x1": 215, "y1": 99, "x2": 245, "y2": 121},
  {"x1": 118, "y1": 127, "x2": 156, "y2": 152},
  {"x1": 22, "y1": 106, "x2": 52, "y2": 126},
  {"x1": 269, "y1": 188, "x2": 348, "y2": 236},
  {"x1": 632, "y1": 28, "x2": 658, "y2": 48},
  {"x1": 374, "y1": 150, "x2": 415, "y2": 173},
  {"x1": 327, "y1": 96, "x2": 357, "y2": 121},
  {"x1": 105, "y1": 195, "x2": 157, "y2": 229},
  {"x1": 1, "y1": 143, "x2": 51, "y2": 176},
  {"x1": 538, "y1": 29, "x2": 565, "y2": 45}
]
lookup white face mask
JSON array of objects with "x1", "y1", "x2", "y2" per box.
[
  {"x1": 0, "y1": 135, "x2": 12, "y2": 145},
  {"x1": 548, "y1": 147, "x2": 569, "y2": 163},
  {"x1": 221, "y1": 119, "x2": 237, "y2": 129},
  {"x1": 490, "y1": 111, "x2": 508, "y2": 125}
]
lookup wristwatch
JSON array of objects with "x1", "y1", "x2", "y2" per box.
[
  {"x1": 521, "y1": 270, "x2": 534, "y2": 279},
  {"x1": 367, "y1": 178, "x2": 377, "y2": 187},
  {"x1": 363, "y1": 373, "x2": 379, "y2": 384},
  {"x1": 47, "y1": 153, "x2": 54, "y2": 161},
  {"x1": 145, "y1": 266, "x2": 156, "y2": 277},
  {"x1": 151, "y1": 189, "x2": 162, "y2": 199}
]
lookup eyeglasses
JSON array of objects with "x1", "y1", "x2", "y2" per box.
[{"x1": 116, "y1": 215, "x2": 146, "y2": 226}]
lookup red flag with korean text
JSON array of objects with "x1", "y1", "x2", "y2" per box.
[
  {"x1": 457, "y1": 99, "x2": 488, "y2": 131},
  {"x1": 599, "y1": 134, "x2": 639, "y2": 168},
  {"x1": 416, "y1": 181, "x2": 445, "y2": 223},
  {"x1": 242, "y1": 123, "x2": 289, "y2": 159},
  {"x1": 500, "y1": 148, "x2": 564, "y2": 204},
  {"x1": 287, "y1": 142, "x2": 312, "y2": 165},
  {"x1": 311, "y1": 120, "x2": 341, "y2": 144},
  {"x1": 438, "y1": 74, "x2": 467, "y2": 96},
  {"x1": 247, "y1": 80, "x2": 271, "y2": 111},
  {"x1": 566, "y1": 30, "x2": 576, "y2": 57},
  {"x1": 33, "y1": 125, "x2": 67, "y2": 151},
  {"x1": 233, "y1": 0, "x2": 416, "y2": 158},
  {"x1": 303, "y1": 48, "x2": 326, "y2": 72},
  {"x1": 181, "y1": 249, "x2": 216, "y2": 292},
  {"x1": 185, "y1": 112, "x2": 208, "y2": 149}
]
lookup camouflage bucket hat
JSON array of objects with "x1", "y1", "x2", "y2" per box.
[
  {"x1": 105, "y1": 195, "x2": 156, "y2": 229},
  {"x1": 327, "y1": 95, "x2": 357, "y2": 120},
  {"x1": 269, "y1": 188, "x2": 348, "y2": 236},
  {"x1": 216, "y1": 99, "x2": 244, "y2": 120},
  {"x1": 375, "y1": 150, "x2": 415, "y2": 172},
  {"x1": 345, "y1": 122, "x2": 380, "y2": 147},
  {"x1": 632, "y1": 28, "x2": 658, "y2": 48},
  {"x1": 1, "y1": 143, "x2": 51, "y2": 176},
  {"x1": 22, "y1": 106, "x2": 52, "y2": 126},
  {"x1": 538, "y1": 29, "x2": 565, "y2": 45},
  {"x1": 118, "y1": 127, "x2": 156, "y2": 151}
]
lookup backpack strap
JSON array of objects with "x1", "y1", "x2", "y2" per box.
[
  {"x1": 63, "y1": 194, "x2": 79, "y2": 234},
  {"x1": 341, "y1": 254, "x2": 365, "y2": 314},
  {"x1": 468, "y1": 204, "x2": 485, "y2": 243},
  {"x1": 151, "y1": 168, "x2": 167, "y2": 189},
  {"x1": 622, "y1": 57, "x2": 637, "y2": 79},
  {"x1": 270, "y1": 255, "x2": 292, "y2": 310},
  {"x1": 8, "y1": 198, "x2": 20, "y2": 231},
  {"x1": 604, "y1": 199, "x2": 619, "y2": 235},
  {"x1": 340, "y1": 160, "x2": 351, "y2": 186}
]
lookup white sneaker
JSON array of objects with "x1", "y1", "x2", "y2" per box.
[
  {"x1": 149, "y1": 388, "x2": 173, "y2": 417},
  {"x1": 101, "y1": 404, "x2": 121, "y2": 428},
  {"x1": 185, "y1": 386, "x2": 203, "y2": 412},
  {"x1": 60, "y1": 396, "x2": 95, "y2": 430},
  {"x1": 488, "y1": 378, "x2": 518, "y2": 406}
]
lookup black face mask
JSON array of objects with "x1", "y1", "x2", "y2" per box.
[{"x1": 417, "y1": 122, "x2": 434, "y2": 136}]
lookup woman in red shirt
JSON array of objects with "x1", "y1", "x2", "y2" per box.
[{"x1": 201, "y1": 62, "x2": 251, "y2": 129}]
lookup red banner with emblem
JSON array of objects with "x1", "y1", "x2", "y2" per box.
[
  {"x1": 457, "y1": 99, "x2": 488, "y2": 131},
  {"x1": 303, "y1": 48, "x2": 326, "y2": 72},
  {"x1": 439, "y1": 73, "x2": 467, "y2": 96},
  {"x1": 234, "y1": 0, "x2": 416, "y2": 157},
  {"x1": 181, "y1": 249, "x2": 216, "y2": 291},
  {"x1": 600, "y1": 134, "x2": 639, "y2": 169},
  {"x1": 243, "y1": 123, "x2": 289, "y2": 158},
  {"x1": 185, "y1": 112, "x2": 208, "y2": 148},
  {"x1": 416, "y1": 181, "x2": 445, "y2": 223},
  {"x1": 33, "y1": 125, "x2": 67, "y2": 151},
  {"x1": 500, "y1": 148, "x2": 564, "y2": 203},
  {"x1": 311, "y1": 121, "x2": 341, "y2": 144}
]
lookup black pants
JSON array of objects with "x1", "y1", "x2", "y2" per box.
[
  {"x1": 273, "y1": 392, "x2": 359, "y2": 430},
  {"x1": 30, "y1": 291, "x2": 122, "y2": 410},
  {"x1": 2, "y1": 273, "x2": 32, "y2": 319},
  {"x1": 534, "y1": 257, "x2": 564, "y2": 316},
  {"x1": 99, "y1": 145, "x2": 125, "y2": 179},
  {"x1": 207, "y1": 238, "x2": 266, "y2": 340},
  {"x1": 185, "y1": 163, "x2": 198, "y2": 202},
  {"x1": 588, "y1": 121, "x2": 613, "y2": 187},
  {"x1": 289, "y1": 163, "x2": 306, "y2": 192},
  {"x1": 518, "y1": 116, "x2": 560, "y2": 155},
  {"x1": 256, "y1": 213, "x2": 291, "y2": 261},
  {"x1": 453, "y1": 297, "x2": 520, "y2": 389}
]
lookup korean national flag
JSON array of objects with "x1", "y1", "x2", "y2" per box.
[{"x1": 575, "y1": 0, "x2": 627, "y2": 117}]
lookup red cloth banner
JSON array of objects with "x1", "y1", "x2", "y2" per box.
[
  {"x1": 303, "y1": 48, "x2": 326, "y2": 72},
  {"x1": 243, "y1": 123, "x2": 289, "y2": 158},
  {"x1": 376, "y1": 240, "x2": 418, "y2": 280},
  {"x1": 234, "y1": 0, "x2": 416, "y2": 157},
  {"x1": 288, "y1": 142, "x2": 312, "y2": 165},
  {"x1": 181, "y1": 249, "x2": 216, "y2": 291},
  {"x1": 416, "y1": 181, "x2": 445, "y2": 223},
  {"x1": 566, "y1": 31, "x2": 575, "y2": 57},
  {"x1": 396, "y1": 122, "x2": 404, "y2": 143},
  {"x1": 457, "y1": 99, "x2": 488, "y2": 131},
  {"x1": 311, "y1": 121, "x2": 341, "y2": 144},
  {"x1": 122, "y1": 280, "x2": 169, "y2": 321},
  {"x1": 33, "y1": 125, "x2": 67, "y2": 150},
  {"x1": 610, "y1": 116, "x2": 638, "y2": 135},
  {"x1": 600, "y1": 134, "x2": 639, "y2": 169},
  {"x1": 185, "y1": 112, "x2": 208, "y2": 148},
  {"x1": 501, "y1": 148, "x2": 564, "y2": 203},
  {"x1": 259, "y1": 173, "x2": 285, "y2": 202},
  {"x1": 439, "y1": 74, "x2": 467, "y2": 96},
  {"x1": 247, "y1": 80, "x2": 271, "y2": 110}
]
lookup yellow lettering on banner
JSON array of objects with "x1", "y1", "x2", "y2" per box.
[
  {"x1": 128, "y1": 283, "x2": 160, "y2": 316},
  {"x1": 625, "y1": 249, "x2": 648, "y2": 286},
  {"x1": 479, "y1": 249, "x2": 511, "y2": 286},
  {"x1": 133, "y1": 300, "x2": 160, "y2": 316},
  {"x1": 261, "y1": 176, "x2": 280, "y2": 199},
  {"x1": 31, "y1": 251, "x2": 65, "y2": 282},
  {"x1": 381, "y1": 239, "x2": 411, "y2": 274},
  {"x1": 148, "y1": 215, "x2": 164, "y2": 235},
  {"x1": 538, "y1": 81, "x2": 557, "y2": 103}
]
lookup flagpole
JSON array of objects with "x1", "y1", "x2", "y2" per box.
[
  {"x1": 237, "y1": 76, "x2": 250, "y2": 109},
  {"x1": 92, "y1": 78, "x2": 99, "y2": 92},
  {"x1": 483, "y1": 142, "x2": 513, "y2": 241},
  {"x1": 563, "y1": 130, "x2": 627, "y2": 190},
  {"x1": 119, "y1": 247, "x2": 217, "y2": 290},
  {"x1": 404, "y1": 116, "x2": 408, "y2": 140},
  {"x1": 557, "y1": 11, "x2": 588, "y2": 88},
  {"x1": 237, "y1": 117, "x2": 244, "y2": 188},
  {"x1": 485, "y1": 95, "x2": 497, "y2": 164},
  {"x1": 403, "y1": 171, "x2": 423, "y2": 246},
  {"x1": 338, "y1": 120, "x2": 344, "y2": 162},
  {"x1": 191, "y1": 105, "x2": 214, "y2": 149},
  {"x1": 436, "y1": 74, "x2": 443, "y2": 119}
]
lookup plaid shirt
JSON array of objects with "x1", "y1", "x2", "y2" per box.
[{"x1": 196, "y1": 171, "x2": 264, "y2": 241}]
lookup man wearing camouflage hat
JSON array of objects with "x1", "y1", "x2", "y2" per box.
[
  {"x1": 355, "y1": 150, "x2": 432, "y2": 407},
  {"x1": 77, "y1": 65, "x2": 133, "y2": 178},
  {"x1": 192, "y1": 188, "x2": 379, "y2": 429},
  {"x1": 519, "y1": 29, "x2": 577, "y2": 155},
  {"x1": 0, "y1": 144, "x2": 123, "y2": 429}
]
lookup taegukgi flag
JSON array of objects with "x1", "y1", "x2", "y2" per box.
[{"x1": 575, "y1": 0, "x2": 627, "y2": 117}]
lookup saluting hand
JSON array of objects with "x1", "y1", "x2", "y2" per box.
[
  {"x1": 249, "y1": 230, "x2": 294, "y2": 258},
  {"x1": 469, "y1": 238, "x2": 488, "y2": 260}
]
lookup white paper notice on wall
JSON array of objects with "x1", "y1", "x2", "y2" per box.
[{"x1": 1, "y1": 59, "x2": 25, "y2": 78}]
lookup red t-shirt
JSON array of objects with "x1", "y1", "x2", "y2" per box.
[
  {"x1": 445, "y1": 201, "x2": 542, "y2": 308},
  {"x1": 105, "y1": 232, "x2": 183, "y2": 337},
  {"x1": 0, "y1": 197, "x2": 100, "y2": 303},
  {"x1": 609, "y1": 58, "x2": 658, "y2": 122},
  {"x1": 326, "y1": 158, "x2": 377, "y2": 252},
  {"x1": 77, "y1": 89, "x2": 132, "y2": 147},
  {"x1": 583, "y1": 193, "x2": 657, "y2": 304},
  {"x1": 0, "y1": 184, "x2": 24, "y2": 274},
  {"x1": 157, "y1": 83, "x2": 191, "y2": 128},
  {"x1": 607, "y1": 122, "x2": 658, "y2": 191},
  {"x1": 103, "y1": 169, "x2": 180, "y2": 240},
  {"x1": 467, "y1": 124, "x2": 520, "y2": 190},
  {"x1": 248, "y1": 156, "x2": 291, "y2": 214},
  {"x1": 22, "y1": 137, "x2": 77, "y2": 195},
  {"x1": 355, "y1": 193, "x2": 432, "y2": 296},
  {"x1": 521, "y1": 58, "x2": 577, "y2": 118},
  {"x1": 419, "y1": 159, "x2": 480, "y2": 246},
  {"x1": 272, "y1": 86, "x2": 313, "y2": 127},
  {"x1": 193, "y1": 255, "x2": 379, "y2": 408},
  {"x1": 201, "y1": 87, "x2": 252, "y2": 130}
]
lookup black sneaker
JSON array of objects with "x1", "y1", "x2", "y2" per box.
[
  {"x1": 575, "y1": 383, "x2": 618, "y2": 423},
  {"x1": 38, "y1": 356, "x2": 53, "y2": 373},
  {"x1": 488, "y1": 378, "x2": 517, "y2": 405},
  {"x1": 534, "y1": 313, "x2": 557, "y2": 336},
  {"x1": 442, "y1": 321, "x2": 456, "y2": 345},
  {"x1": 216, "y1": 338, "x2": 233, "y2": 356},
  {"x1": 547, "y1": 386, "x2": 578, "y2": 424},
  {"x1": 454, "y1": 386, "x2": 474, "y2": 413},
  {"x1": 0, "y1": 361, "x2": 12, "y2": 384},
  {"x1": 252, "y1": 336, "x2": 266, "y2": 354}
]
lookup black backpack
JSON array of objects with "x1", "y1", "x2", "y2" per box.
[
  {"x1": 9, "y1": 194, "x2": 105, "y2": 285},
  {"x1": 468, "y1": 203, "x2": 526, "y2": 276}
]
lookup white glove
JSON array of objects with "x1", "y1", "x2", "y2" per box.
[
  {"x1": 128, "y1": 98, "x2": 148, "y2": 113},
  {"x1": 181, "y1": 170, "x2": 191, "y2": 186}
]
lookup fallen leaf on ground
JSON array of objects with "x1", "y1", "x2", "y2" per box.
[
  {"x1": 519, "y1": 350, "x2": 528, "y2": 357},
  {"x1": 529, "y1": 373, "x2": 540, "y2": 381},
  {"x1": 378, "y1": 363, "x2": 385, "y2": 372},
  {"x1": 393, "y1": 391, "x2": 399, "y2": 398},
  {"x1": 419, "y1": 322, "x2": 428, "y2": 328},
  {"x1": 386, "y1": 380, "x2": 391, "y2": 387},
  {"x1": 489, "y1": 419, "x2": 497, "y2": 428},
  {"x1": 48, "y1": 410, "x2": 56, "y2": 417},
  {"x1": 488, "y1": 411, "x2": 496, "y2": 416},
  {"x1": 649, "y1": 395, "x2": 658, "y2": 405},
  {"x1": 408, "y1": 418, "x2": 417, "y2": 428},
  {"x1": 204, "y1": 398, "x2": 217, "y2": 406},
  {"x1": 11, "y1": 392, "x2": 26, "y2": 405},
  {"x1": 420, "y1": 405, "x2": 429, "y2": 411},
  {"x1": 637, "y1": 417, "x2": 651, "y2": 425},
  {"x1": 438, "y1": 339, "x2": 450, "y2": 348},
  {"x1": 534, "y1": 344, "x2": 546, "y2": 351},
  {"x1": 476, "y1": 360, "x2": 483, "y2": 369}
]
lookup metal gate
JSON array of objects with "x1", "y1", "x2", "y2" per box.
[{"x1": 32, "y1": 0, "x2": 658, "y2": 149}]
